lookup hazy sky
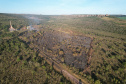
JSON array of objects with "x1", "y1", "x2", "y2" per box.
[{"x1": 0, "y1": 0, "x2": 126, "y2": 15}]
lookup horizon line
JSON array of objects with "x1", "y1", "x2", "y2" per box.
[{"x1": 0, "y1": 12, "x2": 126, "y2": 16}]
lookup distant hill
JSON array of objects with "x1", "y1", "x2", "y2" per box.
[{"x1": 110, "y1": 15, "x2": 126, "y2": 17}]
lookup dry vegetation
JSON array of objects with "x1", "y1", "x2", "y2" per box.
[
  {"x1": 40, "y1": 15, "x2": 126, "y2": 84},
  {"x1": 21, "y1": 29, "x2": 91, "y2": 70},
  {"x1": 0, "y1": 13, "x2": 126, "y2": 84},
  {"x1": 0, "y1": 14, "x2": 71, "y2": 84}
]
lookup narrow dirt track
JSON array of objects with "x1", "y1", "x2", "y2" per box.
[{"x1": 39, "y1": 50, "x2": 89, "y2": 84}]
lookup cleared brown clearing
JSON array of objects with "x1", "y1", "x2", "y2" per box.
[{"x1": 20, "y1": 29, "x2": 93, "y2": 84}]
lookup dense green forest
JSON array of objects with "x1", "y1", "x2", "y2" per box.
[{"x1": 0, "y1": 13, "x2": 126, "y2": 84}]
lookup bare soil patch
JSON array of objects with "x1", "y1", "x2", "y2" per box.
[{"x1": 23, "y1": 29, "x2": 92, "y2": 70}]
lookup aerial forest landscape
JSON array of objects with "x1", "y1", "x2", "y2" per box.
[{"x1": 0, "y1": 0, "x2": 126, "y2": 84}]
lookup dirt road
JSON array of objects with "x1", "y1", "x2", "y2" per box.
[{"x1": 39, "y1": 50, "x2": 89, "y2": 84}]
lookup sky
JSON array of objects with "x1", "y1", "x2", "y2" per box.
[{"x1": 0, "y1": 0, "x2": 126, "y2": 15}]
